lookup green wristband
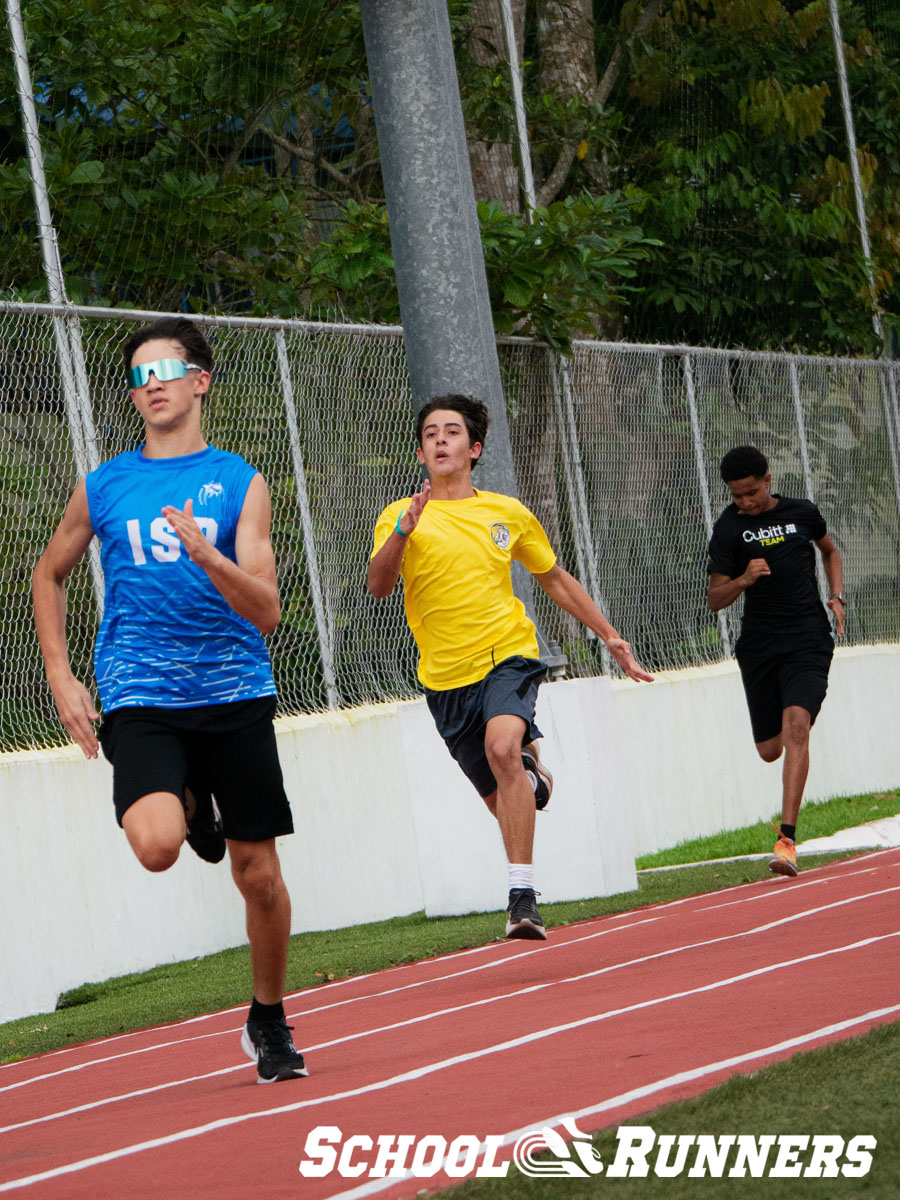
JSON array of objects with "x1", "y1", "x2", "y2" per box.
[{"x1": 394, "y1": 509, "x2": 408, "y2": 539}]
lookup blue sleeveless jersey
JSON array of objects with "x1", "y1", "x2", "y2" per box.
[{"x1": 85, "y1": 445, "x2": 277, "y2": 711}]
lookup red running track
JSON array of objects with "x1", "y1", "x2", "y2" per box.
[{"x1": 2, "y1": 849, "x2": 899, "y2": 1200}]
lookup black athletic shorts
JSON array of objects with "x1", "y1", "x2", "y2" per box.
[
  {"x1": 97, "y1": 697, "x2": 294, "y2": 841},
  {"x1": 735, "y1": 630, "x2": 834, "y2": 744},
  {"x1": 425, "y1": 655, "x2": 547, "y2": 798}
]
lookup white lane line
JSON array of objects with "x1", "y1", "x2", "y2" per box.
[
  {"x1": 0, "y1": 942, "x2": 524, "y2": 1075},
  {"x1": 284, "y1": 920, "x2": 662, "y2": 1021},
  {"x1": 4, "y1": 904, "x2": 899, "y2": 1137},
  {"x1": 0, "y1": 919, "x2": 662, "y2": 1093},
  {"x1": 7, "y1": 916, "x2": 898, "y2": 1133},
  {"x1": 0, "y1": 915, "x2": 664, "y2": 1078},
  {"x1": 1, "y1": 932, "x2": 897, "y2": 1194},
  {"x1": 329, "y1": 1001, "x2": 900, "y2": 1200},
  {"x1": 0, "y1": 1065, "x2": 249, "y2": 1134},
  {"x1": 598, "y1": 855, "x2": 887, "y2": 918},
  {"x1": 697, "y1": 865, "x2": 881, "y2": 910},
  {"x1": 5, "y1": 883, "x2": 899, "y2": 1098},
  {"x1": 6, "y1": 853, "x2": 889, "y2": 1077}
]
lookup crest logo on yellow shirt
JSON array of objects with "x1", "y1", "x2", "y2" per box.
[{"x1": 490, "y1": 522, "x2": 511, "y2": 549}]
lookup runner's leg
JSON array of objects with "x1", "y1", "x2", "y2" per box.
[
  {"x1": 121, "y1": 792, "x2": 186, "y2": 872},
  {"x1": 229, "y1": 838, "x2": 291, "y2": 1005}
]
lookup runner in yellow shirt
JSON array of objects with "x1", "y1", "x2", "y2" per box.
[{"x1": 368, "y1": 395, "x2": 653, "y2": 940}]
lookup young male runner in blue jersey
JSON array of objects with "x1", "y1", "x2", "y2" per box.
[
  {"x1": 32, "y1": 317, "x2": 307, "y2": 1083},
  {"x1": 368, "y1": 396, "x2": 653, "y2": 940},
  {"x1": 707, "y1": 445, "x2": 845, "y2": 877}
]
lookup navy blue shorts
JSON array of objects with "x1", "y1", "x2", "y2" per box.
[
  {"x1": 425, "y1": 656, "x2": 547, "y2": 798},
  {"x1": 98, "y1": 697, "x2": 293, "y2": 842},
  {"x1": 735, "y1": 631, "x2": 834, "y2": 744}
]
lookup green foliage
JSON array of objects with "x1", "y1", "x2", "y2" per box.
[
  {"x1": 594, "y1": 0, "x2": 900, "y2": 353},
  {"x1": 478, "y1": 192, "x2": 659, "y2": 351},
  {"x1": 300, "y1": 199, "x2": 399, "y2": 323},
  {"x1": 1, "y1": 0, "x2": 899, "y2": 352},
  {"x1": 0, "y1": 0, "x2": 369, "y2": 310},
  {"x1": 297, "y1": 190, "x2": 659, "y2": 350}
]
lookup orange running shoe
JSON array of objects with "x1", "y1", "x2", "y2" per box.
[{"x1": 770, "y1": 831, "x2": 798, "y2": 877}]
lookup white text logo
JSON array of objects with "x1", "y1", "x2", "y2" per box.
[
  {"x1": 298, "y1": 1121, "x2": 876, "y2": 1181},
  {"x1": 125, "y1": 516, "x2": 218, "y2": 565}
]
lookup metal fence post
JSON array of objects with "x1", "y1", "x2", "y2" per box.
[
  {"x1": 827, "y1": 0, "x2": 884, "y2": 349},
  {"x1": 877, "y1": 364, "x2": 900, "y2": 522},
  {"x1": 683, "y1": 353, "x2": 732, "y2": 657},
  {"x1": 274, "y1": 330, "x2": 339, "y2": 709},
  {"x1": 548, "y1": 350, "x2": 611, "y2": 674},
  {"x1": 5, "y1": 0, "x2": 104, "y2": 612},
  {"x1": 788, "y1": 359, "x2": 830, "y2": 600},
  {"x1": 499, "y1": 0, "x2": 536, "y2": 217}
]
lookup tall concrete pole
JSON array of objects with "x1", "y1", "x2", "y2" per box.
[
  {"x1": 358, "y1": 0, "x2": 518, "y2": 497},
  {"x1": 359, "y1": 0, "x2": 564, "y2": 665}
]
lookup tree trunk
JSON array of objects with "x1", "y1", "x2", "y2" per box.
[
  {"x1": 536, "y1": 0, "x2": 597, "y2": 101},
  {"x1": 466, "y1": 0, "x2": 525, "y2": 210},
  {"x1": 535, "y1": 0, "x2": 663, "y2": 206}
]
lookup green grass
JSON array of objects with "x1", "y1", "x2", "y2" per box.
[
  {"x1": 1, "y1": 852, "x2": 849, "y2": 1064},
  {"x1": 636, "y1": 789, "x2": 900, "y2": 870}
]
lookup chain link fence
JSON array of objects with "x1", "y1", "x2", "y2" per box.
[{"x1": 2, "y1": 302, "x2": 899, "y2": 751}]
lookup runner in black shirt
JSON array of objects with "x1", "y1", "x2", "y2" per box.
[{"x1": 707, "y1": 446, "x2": 845, "y2": 876}]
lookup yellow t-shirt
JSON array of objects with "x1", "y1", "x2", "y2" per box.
[{"x1": 370, "y1": 490, "x2": 557, "y2": 690}]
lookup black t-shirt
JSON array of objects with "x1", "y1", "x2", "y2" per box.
[{"x1": 707, "y1": 495, "x2": 830, "y2": 641}]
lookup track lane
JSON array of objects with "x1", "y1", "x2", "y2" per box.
[{"x1": 2, "y1": 849, "x2": 898, "y2": 1198}]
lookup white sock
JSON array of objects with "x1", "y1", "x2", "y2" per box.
[{"x1": 508, "y1": 863, "x2": 534, "y2": 891}]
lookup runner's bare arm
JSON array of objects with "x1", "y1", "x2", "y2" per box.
[
  {"x1": 816, "y1": 534, "x2": 845, "y2": 636},
  {"x1": 32, "y1": 481, "x2": 101, "y2": 757},
  {"x1": 534, "y1": 564, "x2": 653, "y2": 683},
  {"x1": 367, "y1": 481, "x2": 431, "y2": 599},
  {"x1": 707, "y1": 560, "x2": 770, "y2": 611}
]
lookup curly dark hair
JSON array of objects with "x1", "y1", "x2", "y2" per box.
[{"x1": 720, "y1": 445, "x2": 768, "y2": 482}]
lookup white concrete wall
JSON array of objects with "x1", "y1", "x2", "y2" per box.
[
  {"x1": 2, "y1": 645, "x2": 897, "y2": 1023},
  {"x1": 617, "y1": 645, "x2": 900, "y2": 856},
  {"x1": 0, "y1": 673, "x2": 632, "y2": 1023}
]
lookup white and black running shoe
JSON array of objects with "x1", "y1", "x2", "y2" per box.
[
  {"x1": 505, "y1": 887, "x2": 547, "y2": 940},
  {"x1": 242, "y1": 1014, "x2": 309, "y2": 1083}
]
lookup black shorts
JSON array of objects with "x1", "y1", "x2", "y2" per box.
[
  {"x1": 98, "y1": 697, "x2": 293, "y2": 842},
  {"x1": 735, "y1": 631, "x2": 834, "y2": 744},
  {"x1": 425, "y1": 655, "x2": 547, "y2": 798}
]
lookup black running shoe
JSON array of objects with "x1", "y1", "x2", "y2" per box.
[
  {"x1": 522, "y1": 743, "x2": 553, "y2": 811},
  {"x1": 182, "y1": 784, "x2": 226, "y2": 864},
  {"x1": 241, "y1": 1014, "x2": 309, "y2": 1083},
  {"x1": 505, "y1": 887, "x2": 547, "y2": 940}
]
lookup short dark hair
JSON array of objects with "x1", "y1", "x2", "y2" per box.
[
  {"x1": 720, "y1": 445, "x2": 768, "y2": 483},
  {"x1": 415, "y1": 395, "x2": 489, "y2": 467},
  {"x1": 122, "y1": 317, "x2": 214, "y2": 374}
]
